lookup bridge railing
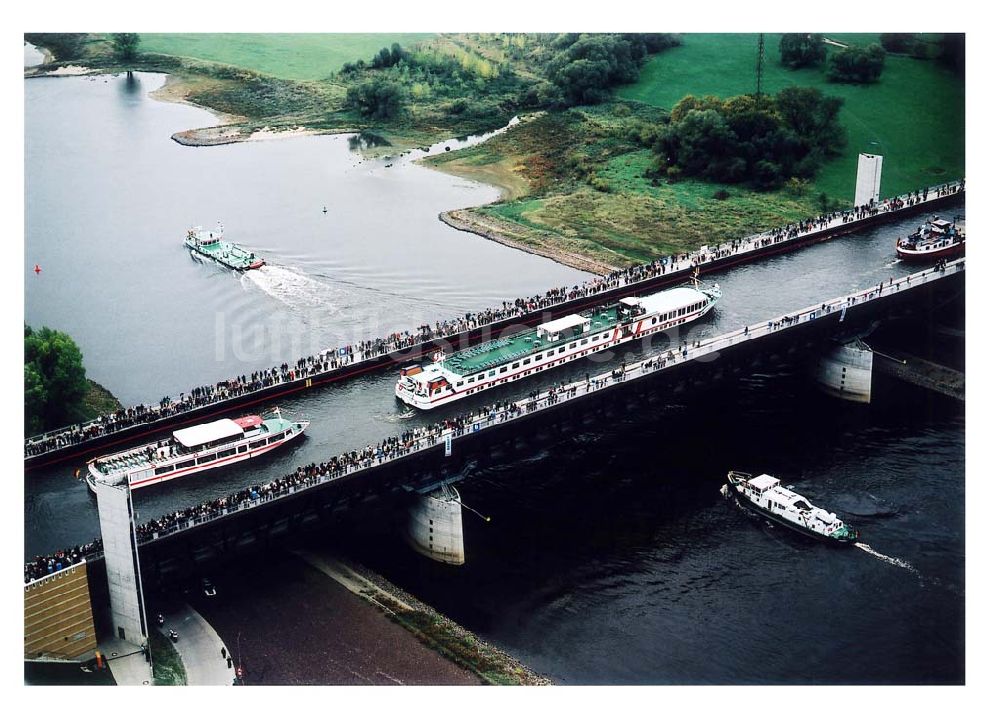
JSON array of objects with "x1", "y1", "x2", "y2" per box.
[
  {"x1": 131, "y1": 258, "x2": 964, "y2": 547},
  {"x1": 24, "y1": 180, "x2": 965, "y2": 461}
]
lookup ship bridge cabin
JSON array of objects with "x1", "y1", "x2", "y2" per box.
[
  {"x1": 617, "y1": 297, "x2": 647, "y2": 320},
  {"x1": 536, "y1": 314, "x2": 591, "y2": 343}
]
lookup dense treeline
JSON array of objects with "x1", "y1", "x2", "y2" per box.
[
  {"x1": 24, "y1": 33, "x2": 88, "y2": 61},
  {"x1": 651, "y1": 88, "x2": 846, "y2": 189},
  {"x1": 337, "y1": 34, "x2": 681, "y2": 123},
  {"x1": 545, "y1": 33, "x2": 681, "y2": 105},
  {"x1": 25, "y1": 326, "x2": 88, "y2": 435}
]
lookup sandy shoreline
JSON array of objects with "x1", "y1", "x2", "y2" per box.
[{"x1": 440, "y1": 208, "x2": 621, "y2": 275}]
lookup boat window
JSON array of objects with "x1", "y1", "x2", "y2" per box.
[
  {"x1": 488, "y1": 370, "x2": 496, "y2": 377},
  {"x1": 499, "y1": 366, "x2": 507, "y2": 372},
  {"x1": 198, "y1": 453, "x2": 218, "y2": 464},
  {"x1": 512, "y1": 362, "x2": 520, "y2": 369},
  {"x1": 154, "y1": 465, "x2": 174, "y2": 475},
  {"x1": 535, "y1": 354, "x2": 542, "y2": 361},
  {"x1": 238, "y1": 445, "x2": 247, "y2": 453},
  {"x1": 558, "y1": 346, "x2": 566, "y2": 353},
  {"x1": 456, "y1": 381, "x2": 464, "y2": 387},
  {"x1": 285, "y1": 429, "x2": 293, "y2": 437},
  {"x1": 569, "y1": 342, "x2": 577, "y2": 349},
  {"x1": 218, "y1": 448, "x2": 236, "y2": 458},
  {"x1": 793, "y1": 500, "x2": 811, "y2": 510},
  {"x1": 478, "y1": 374, "x2": 485, "y2": 381},
  {"x1": 249, "y1": 439, "x2": 267, "y2": 449},
  {"x1": 547, "y1": 350, "x2": 555, "y2": 357}
]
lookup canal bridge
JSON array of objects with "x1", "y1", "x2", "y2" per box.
[
  {"x1": 32, "y1": 257, "x2": 963, "y2": 593},
  {"x1": 24, "y1": 181, "x2": 965, "y2": 469}
]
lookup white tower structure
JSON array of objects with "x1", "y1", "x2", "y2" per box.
[
  {"x1": 854, "y1": 153, "x2": 883, "y2": 207},
  {"x1": 95, "y1": 478, "x2": 149, "y2": 647}
]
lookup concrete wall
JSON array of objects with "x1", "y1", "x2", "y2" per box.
[
  {"x1": 24, "y1": 562, "x2": 98, "y2": 660},
  {"x1": 95, "y1": 481, "x2": 147, "y2": 646}
]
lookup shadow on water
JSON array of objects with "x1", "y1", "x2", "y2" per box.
[{"x1": 119, "y1": 71, "x2": 142, "y2": 99}]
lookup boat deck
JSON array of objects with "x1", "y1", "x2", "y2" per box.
[
  {"x1": 92, "y1": 418, "x2": 288, "y2": 475},
  {"x1": 191, "y1": 240, "x2": 261, "y2": 270},
  {"x1": 442, "y1": 305, "x2": 622, "y2": 377}
]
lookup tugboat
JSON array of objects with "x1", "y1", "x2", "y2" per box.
[
  {"x1": 396, "y1": 278, "x2": 721, "y2": 410},
  {"x1": 895, "y1": 216, "x2": 965, "y2": 262},
  {"x1": 725, "y1": 471, "x2": 859, "y2": 544},
  {"x1": 185, "y1": 224, "x2": 265, "y2": 272},
  {"x1": 85, "y1": 409, "x2": 308, "y2": 492}
]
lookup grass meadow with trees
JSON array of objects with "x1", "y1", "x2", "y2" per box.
[{"x1": 25, "y1": 32, "x2": 964, "y2": 272}]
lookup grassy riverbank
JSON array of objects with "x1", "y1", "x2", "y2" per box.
[
  {"x1": 427, "y1": 33, "x2": 963, "y2": 269},
  {"x1": 27, "y1": 33, "x2": 963, "y2": 271},
  {"x1": 81, "y1": 379, "x2": 122, "y2": 420}
]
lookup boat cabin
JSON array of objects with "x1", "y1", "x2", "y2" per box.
[
  {"x1": 617, "y1": 297, "x2": 646, "y2": 320},
  {"x1": 172, "y1": 418, "x2": 247, "y2": 452},
  {"x1": 536, "y1": 314, "x2": 591, "y2": 342}
]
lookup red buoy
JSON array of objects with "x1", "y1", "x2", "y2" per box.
[{"x1": 34, "y1": 264, "x2": 41, "y2": 274}]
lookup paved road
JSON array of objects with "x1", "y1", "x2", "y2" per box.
[{"x1": 164, "y1": 604, "x2": 234, "y2": 686}]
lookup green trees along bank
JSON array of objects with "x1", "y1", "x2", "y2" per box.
[
  {"x1": 652, "y1": 88, "x2": 847, "y2": 189},
  {"x1": 23, "y1": 325, "x2": 123, "y2": 436}
]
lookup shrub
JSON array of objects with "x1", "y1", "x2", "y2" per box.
[
  {"x1": 345, "y1": 78, "x2": 403, "y2": 120},
  {"x1": 779, "y1": 34, "x2": 827, "y2": 69},
  {"x1": 828, "y1": 44, "x2": 886, "y2": 83}
]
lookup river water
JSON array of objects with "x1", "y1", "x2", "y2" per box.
[{"x1": 23, "y1": 69, "x2": 964, "y2": 684}]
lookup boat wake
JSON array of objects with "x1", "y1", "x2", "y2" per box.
[
  {"x1": 854, "y1": 543, "x2": 919, "y2": 575},
  {"x1": 883, "y1": 258, "x2": 903, "y2": 269},
  {"x1": 243, "y1": 265, "x2": 348, "y2": 319}
]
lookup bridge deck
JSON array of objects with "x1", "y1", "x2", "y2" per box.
[
  {"x1": 129, "y1": 259, "x2": 964, "y2": 549},
  {"x1": 24, "y1": 181, "x2": 965, "y2": 467}
]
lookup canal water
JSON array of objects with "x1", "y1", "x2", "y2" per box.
[{"x1": 23, "y1": 69, "x2": 964, "y2": 684}]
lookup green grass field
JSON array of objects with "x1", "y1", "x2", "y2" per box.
[
  {"x1": 139, "y1": 33, "x2": 437, "y2": 81},
  {"x1": 619, "y1": 33, "x2": 965, "y2": 201}
]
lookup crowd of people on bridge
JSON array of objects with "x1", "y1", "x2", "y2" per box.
[
  {"x1": 24, "y1": 539, "x2": 103, "y2": 584},
  {"x1": 24, "y1": 181, "x2": 965, "y2": 460},
  {"x1": 28, "y1": 253, "x2": 965, "y2": 582}
]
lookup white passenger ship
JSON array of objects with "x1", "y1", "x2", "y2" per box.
[
  {"x1": 396, "y1": 281, "x2": 721, "y2": 410},
  {"x1": 725, "y1": 471, "x2": 859, "y2": 544},
  {"x1": 85, "y1": 410, "x2": 309, "y2": 492}
]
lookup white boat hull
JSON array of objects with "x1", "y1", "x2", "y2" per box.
[{"x1": 86, "y1": 422, "x2": 308, "y2": 493}]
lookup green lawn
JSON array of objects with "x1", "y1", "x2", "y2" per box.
[
  {"x1": 139, "y1": 33, "x2": 438, "y2": 81},
  {"x1": 619, "y1": 33, "x2": 964, "y2": 202}
]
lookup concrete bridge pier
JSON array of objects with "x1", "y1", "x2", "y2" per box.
[
  {"x1": 405, "y1": 483, "x2": 466, "y2": 565},
  {"x1": 815, "y1": 339, "x2": 874, "y2": 403}
]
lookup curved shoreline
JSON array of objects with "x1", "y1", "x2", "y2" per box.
[{"x1": 440, "y1": 208, "x2": 622, "y2": 275}]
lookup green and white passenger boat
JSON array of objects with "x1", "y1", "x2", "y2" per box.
[
  {"x1": 185, "y1": 224, "x2": 265, "y2": 272},
  {"x1": 396, "y1": 280, "x2": 721, "y2": 410},
  {"x1": 85, "y1": 410, "x2": 308, "y2": 492},
  {"x1": 725, "y1": 471, "x2": 860, "y2": 544}
]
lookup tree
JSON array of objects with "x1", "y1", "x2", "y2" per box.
[
  {"x1": 880, "y1": 33, "x2": 916, "y2": 54},
  {"x1": 779, "y1": 34, "x2": 827, "y2": 69},
  {"x1": 937, "y1": 34, "x2": 965, "y2": 76},
  {"x1": 111, "y1": 33, "x2": 140, "y2": 62},
  {"x1": 345, "y1": 78, "x2": 403, "y2": 120},
  {"x1": 828, "y1": 44, "x2": 886, "y2": 83},
  {"x1": 25, "y1": 33, "x2": 87, "y2": 62},
  {"x1": 24, "y1": 325, "x2": 89, "y2": 434}
]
